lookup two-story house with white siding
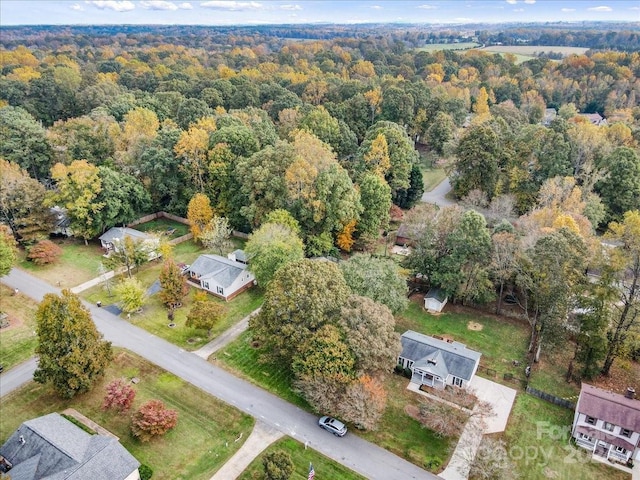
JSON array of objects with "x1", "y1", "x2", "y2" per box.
[{"x1": 571, "y1": 383, "x2": 640, "y2": 467}]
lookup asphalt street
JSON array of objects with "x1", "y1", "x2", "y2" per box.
[{"x1": 1, "y1": 268, "x2": 437, "y2": 480}]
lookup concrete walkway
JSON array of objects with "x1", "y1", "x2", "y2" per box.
[
  {"x1": 435, "y1": 377, "x2": 517, "y2": 480},
  {"x1": 210, "y1": 421, "x2": 284, "y2": 480},
  {"x1": 193, "y1": 308, "x2": 261, "y2": 360}
]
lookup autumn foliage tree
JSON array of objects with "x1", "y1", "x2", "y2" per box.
[
  {"x1": 263, "y1": 450, "x2": 294, "y2": 480},
  {"x1": 34, "y1": 290, "x2": 112, "y2": 398},
  {"x1": 158, "y1": 259, "x2": 188, "y2": 308},
  {"x1": 131, "y1": 399, "x2": 178, "y2": 442},
  {"x1": 27, "y1": 239, "x2": 63, "y2": 265},
  {"x1": 186, "y1": 299, "x2": 226, "y2": 337},
  {"x1": 187, "y1": 193, "x2": 214, "y2": 241},
  {"x1": 103, "y1": 378, "x2": 136, "y2": 413}
]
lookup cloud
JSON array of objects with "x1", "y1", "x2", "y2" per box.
[
  {"x1": 454, "y1": 17, "x2": 472, "y2": 22},
  {"x1": 524, "y1": 0, "x2": 535, "y2": 4},
  {"x1": 370, "y1": 5, "x2": 383, "y2": 9},
  {"x1": 513, "y1": 8, "x2": 524, "y2": 12},
  {"x1": 87, "y1": 1, "x2": 135, "y2": 11},
  {"x1": 561, "y1": 8, "x2": 575, "y2": 12},
  {"x1": 141, "y1": 1, "x2": 178, "y2": 10},
  {"x1": 629, "y1": 6, "x2": 639, "y2": 10},
  {"x1": 178, "y1": 2, "x2": 193, "y2": 8},
  {"x1": 587, "y1": 5, "x2": 612, "y2": 11},
  {"x1": 280, "y1": 4, "x2": 301, "y2": 10},
  {"x1": 505, "y1": 0, "x2": 517, "y2": 4},
  {"x1": 417, "y1": 4, "x2": 437, "y2": 9},
  {"x1": 70, "y1": 3, "x2": 84, "y2": 10},
  {"x1": 200, "y1": 1, "x2": 263, "y2": 10}
]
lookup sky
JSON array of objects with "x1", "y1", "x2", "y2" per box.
[{"x1": 1, "y1": 0, "x2": 639, "y2": 26}]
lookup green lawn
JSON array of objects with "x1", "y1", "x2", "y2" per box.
[
  {"x1": 528, "y1": 347, "x2": 581, "y2": 400},
  {"x1": 397, "y1": 301, "x2": 530, "y2": 384},
  {"x1": 216, "y1": 332, "x2": 453, "y2": 473},
  {"x1": 237, "y1": 437, "x2": 366, "y2": 480},
  {"x1": 422, "y1": 167, "x2": 447, "y2": 192},
  {"x1": 0, "y1": 284, "x2": 38, "y2": 369},
  {"x1": 0, "y1": 349, "x2": 254, "y2": 480},
  {"x1": 505, "y1": 393, "x2": 629, "y2": 480},
  {"x1": 134, "y1": 218, "x2": 190, "y2": 239},
  {"x1": 18, "y1": 237, "x2": 106, "y2": 288},
  {"x1": 80, "y1": 239, "x2": 261, "y2": 351}
]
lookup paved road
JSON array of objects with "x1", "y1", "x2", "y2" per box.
[
  {"x1": 421, "y1": 177, "x2": 454, "y2": 207},
  {"x1": 1, "y1": 269, "x2": 437, "y2": 480}
]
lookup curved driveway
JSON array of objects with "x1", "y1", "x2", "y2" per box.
[
  {"x1": 421, "y1": 177, "x2": 454, "y2": 207},
  {"x1": 1, "y1": 268, "x2": 436, "y2": 480}
]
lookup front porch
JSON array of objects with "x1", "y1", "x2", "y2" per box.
[{"x1": 575, "y1": 437, "x2": 633, "y2": 474}]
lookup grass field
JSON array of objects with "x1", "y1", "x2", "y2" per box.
[
  {"x1": 416, "y1": 42, "x2": 480, "y2": 52},
  {"x1": 216, "y1": 331, "x2": 454, "y2": 473},
  {"x1": 18, "y1": 237, "x2": 105, "y2": 288},
  {"x1": 0, "y1": 284, "x2": 38, "y2": 370},
  {"x1": 478, "y1": 45, "x2": 589, "y2": 64},
  {"x1": 237, "y1": 436, "x2": 366, "y2": 480},
  {"x1": 0, "y1": 349, "x2": 254, "y2": 480},
  {"x1": 504, "y1": 393, "x2": 629, "y2": 480},
  {"x1": 397, "y1": 300, "x2": 530, "y2": 381},
  {"x1": 134, "y1": 218, "x2": 190, "y2": 239}
]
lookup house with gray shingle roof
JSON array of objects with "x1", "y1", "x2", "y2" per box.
[
  {"x1": 398, "y1": 330, "x2": 481, "y2": 389},
  {"x1": 0, "y1": 413, "x2": 140, "y2": 480},
  {"x1": 98, "y1": 227, "x2": 160, "y2": 261},
  {"x1": 187, "y1": 254, "x2": 255, "y2": 301}
]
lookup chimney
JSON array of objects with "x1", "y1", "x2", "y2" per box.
[{"x1": 625, "y1": 387, "x2": 636, "y2": 400}]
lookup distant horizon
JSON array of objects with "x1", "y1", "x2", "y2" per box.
[{"x1": 1, "y1": 1, "x2": 639, "y2": 27}]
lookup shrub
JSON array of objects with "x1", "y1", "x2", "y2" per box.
[
  {"x1": 27, "y1": 240, "x2": 63, "y2": 265},
  {"x1": 131, "y1": 399, "x2": 178, "y2": 442},
  {"x1": 263, "y1": 450, "x2": 294, "y2": 480},
  {"x1": 103, "y1": 378, "x2": 136, "y2": 413},
  {"x1": 403, "y1": 367, "x2": 412, "y2": 378},
  {"x1": 139, "y1": 464, "x2": 153, "y2": 480}
]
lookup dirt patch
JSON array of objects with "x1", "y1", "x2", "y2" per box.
[
  {"x1": 467, "y1": 321, "x2": 483, "y2": 331},
  {"x1": 0, "y1": 314, "x2": 24, "y2": 331},
  {"x1": 592, "y1": 358, "x2": 640, "y2": 396}
]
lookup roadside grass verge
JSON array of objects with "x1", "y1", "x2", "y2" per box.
[
  {"x1": 217, "y1": 332, "x2": 454, "y2": 473},
  {"x1": 237, "y1": 436, "x2": 366, "y2": 480},
  {"x1": 397, "y1": 300, "x2": 529, "y2": 381},
  {"x1": 504, "y1": 393, "x2": 629, "y2": 480},
  {"x1": 17, "y1": 237, "x2": 105, "y2": 288},
  {"x1": 0, "y1": 284, "x2": 38, "y2": 369},
  {"x1": 0, "y1": 349, "x2": 254, "y2": 480}
]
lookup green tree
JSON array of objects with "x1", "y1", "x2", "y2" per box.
[
  {"x1": 453, "y1": 124, "x2": 500, "y2": 200},
  {"x1": 158, "y1": 259, "x2": 188, "y2": 308},
  {"x1": 340, "y1": 254, "x2": 408, "y2": 314},
  {"x1": 357, "y1": 173, "x2": 391, "y2": 240},
  {"x1": 292, "y1": 324, "x2": 355, "y2": 380},
  {"x1": 392, "y1": 163, "x2": 424, "y2": 210},
  {"x1": 338, "y1": 295, "x2": 401, "y2": 374},
  {"x1": 186, "y1": 299, "x2": 226, "y2": 337},
  {"x1": 0, "y1": 158, "x2": 54, "y2": 243},
  {"x1": 93, "y1": 166, "x2": 151, "y2": 234},
  {"x1": 263, "y1": 209, "x2": 301, "y2": 234},
  {"x1": 105, "y1": 236, "x2": 151, "y2": 278},
  {"x1": 596, "y1": 147, "x2": 640, "y2": 223},
  {"x1": 200, "y1": 216, "x2": 232, "y2": 254},
  {"x1": 263, "y1": 450, "x2": 294, "y2": 480},
  {"x1": 245, "y1": 222, "x2": 305, "y2": 288},
  {"x1": 48, "y1": 160, "x2": 104, "y2": 244},
  {"x1": 250, "y1": 259, "x2": 351, "y2": 364},
  {"x1": 601, "y1": 211, "x2": 640, "y2": 375},
  {"x1": 34, "y1": 290, "x2": 112, "y2": 398},
  {"x1": 0, "y1": 225, "x2": 17, "y2": 277},
  {"x1": 114, "y1": 277, "x2": 146, "y2": 315},
  {"x1": 0, "y1": 106, "x2": 53, "y2": 180},
  {"x1": 426, "y1": 111, "x2": 455, "y2": 155}
]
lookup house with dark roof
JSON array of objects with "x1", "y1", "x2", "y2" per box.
[
  {"x1": 571, "y1": 383, "x2": 640, "y2": 467},
  {"x1": 187, "y1": 254, "x2": 255, "y2": 301},
  {"x1": 398, "y1": 330, "x2": 481, "y2": 389},
  {"x1": 98, "y1": 227, "x2": 160, "y2": 260},
  {"x1": 0, "y1": 413, "x2": 140, "y2": 480}
]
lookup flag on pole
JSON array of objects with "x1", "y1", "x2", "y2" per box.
[{"x1": 308, "y1": 462, "x2": 315, "y2": 480}]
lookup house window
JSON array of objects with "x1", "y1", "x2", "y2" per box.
[
  {"x1": 621, "y1": 428, "x2": 632, "y2": 438},
  {"x1": 585, "y1": 416, "x2": 596, "y2": 425},
  {"x1": 579, "y1": 433, "x2": 593, "y2": 442},
  {"x1": 202, "y1": 282, "x2": 209, "y2": 290},
  {"x1": 604, "y1": 422, "x2": 615, "y2": 432},
  {"x1": 216, "y1": 286, "x2": 224, "y2": 295},
  {"x1": 407, "y1": 361, "x2": 414, "y2": 369},
  {"x1": 615, "y1": 446, "x2": 627, "y2": 454},
  {"x1": 453, "y1": 377, "x2": 463, "y2": 387}
]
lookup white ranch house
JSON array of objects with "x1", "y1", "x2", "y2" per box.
[
  {"x1": 398, "y1": 330, "x2": 481, "y2": 390},
  {"x1": 98, "y1": 227, "x2": 160, "y2": 260},
  {"x1": 187, "y1": 252, "x2": 255, "y2": 301},
  {"x1": 571, "y1": 383, "x2": 640, "y2": 468}
]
